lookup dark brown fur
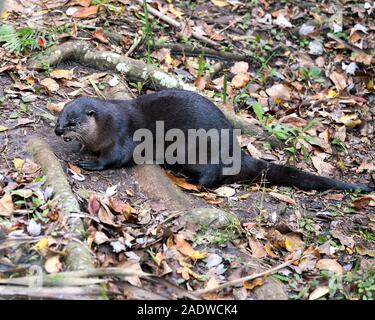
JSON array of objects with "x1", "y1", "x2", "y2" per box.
[{"x1": 55, "y1": 89, "x2": 373, "y2": 192}]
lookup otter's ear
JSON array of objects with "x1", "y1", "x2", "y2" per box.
[{"x1": 86, "y1": 110, "x2": 95, "y2": 116}]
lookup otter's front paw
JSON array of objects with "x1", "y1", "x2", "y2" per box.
[{"x1": 76, "y1": 160, "x2": 104, "y2": 171}]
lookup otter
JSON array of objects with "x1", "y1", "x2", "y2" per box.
[{"x1": 55, "y1": 89, "x2": 373, "y2": 192}]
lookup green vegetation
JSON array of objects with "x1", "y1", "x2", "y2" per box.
[
  {"x1": 0, "y1": 25, "x2": 66, "y2": 54},
  {"x1": 193, "y1": 216, "x2": 240, "y2": 247},
  {"x1": 299, "y1": 67, "x2": 323, "y2": 82},
  {"x1": 142, "y1": 0, "x2": 154, "y2": 64}
]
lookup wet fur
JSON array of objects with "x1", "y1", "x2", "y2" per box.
[{"x1": 55, "y1": 89, "x2": 373, "y2": 193}]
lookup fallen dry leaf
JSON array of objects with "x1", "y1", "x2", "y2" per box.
[
  {"x1": 12, "y1": 158, "x2": 25, "y2": 171},
  {"x1": 168, "y1": 4, "x2": 184, "y2": 19},
  {"x1": 70, "y1": 0, "x2": 91, "y2": 6},
  {"x1": 41, "y1": 78, "x2": 59, "y2": 92},
  {"x1": 230, "y1": 62, "x2": 249, "y2": 75},
  {"x1": 44, "y1": 255, "x2": 62, "y2": 274},
  {"x1": 72, "y1": 5, "x2": 98, "y2": 18},
  {"x1": 351, "y1": 195, "x2": 375, "y2": 210},
  {"x1": 174, "y1": 234, "x2": 207, "y2": 260},
  {"x1": 269, "y1": 192, "x2": 296, "y2": 205},
  {"x1": 330, "y1": 230, "x2": 355, "y2": 248},
  {"x1": 195, "y1": 192, "x2": 224, "y2": 205},
  {"x1": 309, "y1": 286, "x2": 329, "y2": 300},
  {"x1": 21, "y1": 159, "x2": 39, "y2": 174},
  {"x1": 249, "y1": 239, "x2": 267, "y2": 258},
  {"x1": 202, "y1": 22, "x2": 225, "y2": 41},
  {"x1": 243, "y1": 277, "x2": 265, "y2": 290},
  {"x1": 338, "y1": 114, "x2": 362, "y2": 128},
  {"x1": 166, "y1": 172, "x2": 200, "y2": 191},
  {"x1": 0, "y1": 193, "x2": 14, "y2": 217},
  {"x1": 174, "y1": 234, "x2": 197, "y2": 259},
  {"x1": 195, "y1": 76, "x2": 206, "y2": 91},
  {"x1": 246, "y1": 142, "x2": 262, "y2": 159},
  {"x1": 47, "y1": 102, "x2": 65, "y2": 114},
  {"x1": 231, "y1": 73, "x2": 250, "y2": 89},
  {"x1": 68, "y1": 163, "x2": 82, "y2": 175},
  {"x1": 210, "y1": 0, "x2": 229, "y2": 7},
  {"x1": 279, "y1": 115, "x2": 308, "y2": 128},
  {"x1": 356, "y1": 161, "x2": 374, "y2": 173},
  {"x1": 205, "y1": 277, "x2": 219, "y2": 290},
  {"x1": 267, "y1": 229, "x2": 305, "y2": 252},
  {"x1": 311, "y1": 155, "x2": 334, "y2": 176},
  {"x1": 92, "y1": 28, "x2": 109, "y2": 44},
  {"x1": 120, "y1": 260, "x2": 143, "y2": 287},
  {"x1": 215, "y1": 186, "x2": 236, "y2": 198},
  {"x1": 88, "y1": 194, "x2": 100, "y2": 215},
  {"x1": 316, "y1": 259, "x2": 343, "y2": 276},
  {"x1": 329, "y1": 71, "x2": 347, "y2": 91},
  {"x1": 334, "y1": 125, "x2": 346, "y2": 142},
  {"x1": 50, "y1": 69, "x2": 73, "y2": 80},
  {"x1": 284, "y1": 233, "x2": 305, "y2": 252},
  {"x1": 94, "y1": 231, "x2": 109, "y2": 245},
  {"x1": 109, "y1": 197, "x2": 136, "y2": 216},
  {"x1": 351, "y1": 52, "x2": 373, "y2": 65},
  {"x1": 265, "y1": 84, "x2": 291, "y2": 101},
  {"x1": 98, "y1": 205, "x2": 121, "y2": 227},
  {"x1": 355, "y1": 244, "x2": 375, "y2": 257},
  {"x1": 323, "y1": 193, "x2": 344, "y2": 201},
  {"x1": 298, "y1": 255, "x2": 317, "y2": 272}
]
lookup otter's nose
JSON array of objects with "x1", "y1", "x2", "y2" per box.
[{"x1": 55, "y1": 125, "x2": 64, "y2": 136}]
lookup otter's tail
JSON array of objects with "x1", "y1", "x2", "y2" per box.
[{"x1": 233, "y1": 153, "x2": 373, "y2": 192}]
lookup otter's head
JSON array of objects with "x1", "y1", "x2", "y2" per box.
[{"x1": 55, "y1": 97, "x2": 99, "y2": 150}]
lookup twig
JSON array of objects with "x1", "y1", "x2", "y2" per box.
[
  {"x1": 125, "y1": 35, "x2": 142, "y2": 57},
  {"x1": 196, "y1": 254, "x2": 304, "y2": 295},
  {"x1": 159, "y1": 210, "x2": 184, "y2": 224},
  {"x1": 154, "y1": 42, "x2": 247, "y2": 61},
  {"x1": 136, "y1": 0, "x2": 219, "y2": 48},
  {"x1": 327, "y1": 33, "x2": 375, "y2": 65}
]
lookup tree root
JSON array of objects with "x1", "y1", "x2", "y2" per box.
[
  {"x1": 0, "y1": 285, "x2": 102, "y2": 300},
  {"x1": 27, "y1": 138, "x2": 95, "y2": 271}
]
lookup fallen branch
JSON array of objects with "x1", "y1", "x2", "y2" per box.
[
  {"x1": 196, "y1": 254, "x2": 303, "y2": 296},
  {"x1": 27, "y1": 138, "x2": 95, "y2": 271},
  {"x1": 0, "y1": 236, "x2": 41, "y2": 250},
  {"x1": 327, "y1": 33, "x2": 375, "y2": 65},
  {"x1": 137, "y1": 0, "x2": 219, "y2": 48},
  {"x1": 154, "y1": 42, "x2": 247, "y2": 61}
]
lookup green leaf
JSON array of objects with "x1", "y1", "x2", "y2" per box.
[
  {"x1": 300, "y1": 67, "x2": 309, "y2": 80},
  {"x1": 309, "y1": 67, "x2": 321, "y2": 78},
  {"x1": 302, "y1": 119, "x2": 319, "y2": 132},
  {"x1": 274, "y1": 131, "x2": 289, "y2": 140},
  {"x1": 11, "y1": 189, "x2": 33, "y2": 198},
  {"x1": 303, "y1": 135, "x2": 322, "y2": 148},
  {"x1": 9, "y1": 111, "x2": 19, "y2": 119},
  {"x1": 285, "y1": 147, "x2": 296, "y2": 155},
  {"x1": 252, "y1": 101, "x2": 264, "y2": 123}
]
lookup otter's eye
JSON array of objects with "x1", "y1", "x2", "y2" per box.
[{"x1": 68, "y1": 121, "x2": 76, "y2": 127}]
